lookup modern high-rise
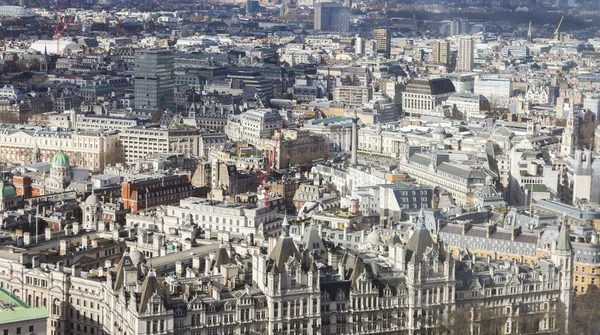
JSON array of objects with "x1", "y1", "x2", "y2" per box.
[
  {"x1": 430, "y1": 39, "x2": 450, "y2": 65},
  {"x1": 450, "y1": 18, "x2": 469, "y2": 35},
  {"x1": 314, "y1": 2, "x2": 349, "y2": 32},
  {"x1": 457, "y1": 37, "x2": 474, "y2": 72},
  {"x1": 354, "y1": 35, "x2": 365, "y2": 55},
  {"x1": 134, "y1": 49, "x2": 175, "y2": 110},
  {"x1": 373, "y1": 28, "x2": 391, "y2": 58}
]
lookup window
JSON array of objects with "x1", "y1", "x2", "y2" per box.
[
  {"x1": 29, "y1": 326, "x2": 34, "y2": 332},
  {"x1": 16, "y1": 328, "x2": 21, "y2": 334}
]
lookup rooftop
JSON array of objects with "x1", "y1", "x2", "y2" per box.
[{"x1": 0, "y1": 288, "x2": 48, "y2": 325}]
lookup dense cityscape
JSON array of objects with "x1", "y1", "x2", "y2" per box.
[{"x1": 0, "y1": 0, "x2": 599, "y2": 334}]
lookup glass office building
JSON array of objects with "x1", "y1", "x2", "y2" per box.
[{"x1": 134, "y1": 49, "x2": 175, "y2": 110}]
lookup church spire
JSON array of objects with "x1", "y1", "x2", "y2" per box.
[{"x1": 527, "y1": 21, "x2": 533, "y2": 43}]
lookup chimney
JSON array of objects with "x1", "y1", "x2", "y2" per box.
[
  {"x1": 32, "y1": 256, "x2": 40, "y2": 268},
  {"x1": 59, "y1": 240, "x2": 69, "y2": 255},
  {"x1": 45, "y1": 228, "x2": 52, "y2": 241},
  {"x1": 23, "y1": 232, "x2": 31, "y2": 246},
  {"x1": 176, "y1": 261, "x2": 183, "y2": 277},
  {"x1": 192, "y1": 257, "x2": 201, "y2": 271},
  {"x1": 72, "y1": 265, "x2": 80, "y2": 277},
  {"x1": 81, "y1": 236, "x2": 90, "y2": 249}
]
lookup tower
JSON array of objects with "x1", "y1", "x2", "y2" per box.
[
  {"x1": 134, "y1": 49, "x2": 174, "y2": 111},
  {"x1": 552, "y1": 220, "x2": 573, "y2": 332},
  {"x1": 527, "y1": 20, "x2": 533, "y2": 43},
  {"x1": 50, "y1": 149, "x2": 72, "y2": 189},
  {"x1": 351, "y1": 114, "x2": 359, "y2": 165},
  {"x1": 314, "y1": 2, "x2": 349, "y2": 32},
  {"x1": 373, "y1": 28, "x2": 391, "y2": 58},
  {"x1": 81, "y1": 193, "x2": 103, "y2": 231},
  {"x1": 561, "y1": 108, "x2": 579, "y2": 155},
  {"x1": 430, "y1": 39, "x2": 450, "y2": 65},
  {"x1": 457, "y1": 37, "x2": 474, "y2": 72},
  {"x1": 354, "y1": 35, "x2": 365, "y2": 56}
]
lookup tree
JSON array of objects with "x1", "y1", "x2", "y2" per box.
[
  {"x1": 435, "y1": 307, "x2": 472, "y2": 335},
  {"x1": 475, "y1": 303, "x2": 507, "y2": 335},
  {"x1": 578, "y1": 120, "x2": 599, "y2": 150},
  {"x1": 568, "y1": 285, "x2": 600, "y2": 335}
]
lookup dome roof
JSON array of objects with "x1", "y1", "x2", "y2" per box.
[
  {"x1": 0, "y1": 181, "x2": 17, "y2": 198},
  {"x1": 52, "y1": 149, "x2": 70, "y2": 166},
  {"x1": 433, "y1": 126, "x2": 446, "y2": 134},
  {"x1": 85, "y1": 194, "x2": 100, "y2": 206},
  {"x1": 129, "y1": 249, "x2": 146, "y2": 267},
  {"x1": 366, "y1": 230, "x2": 381, "y2": 245}
]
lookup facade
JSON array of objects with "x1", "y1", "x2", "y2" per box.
[
  {"x1": 430, "y1": 39, "x2": 450, "y2": 65},
  {"x1": 333, "y1": 86, "x2": 373, "y2": 108},
  {"x1": 314, "y1": 2, "x2": 349, "y2": 32},
  {"x1": 0, "y1": 127, "x2": 119, "y2": 171},
  {"x1": 402, "y1": 78, "x2": 456, "y2": 117},
  {"x1": 118, "y1": 125, "x2": 201, "y2": 164},
  {"x1": 258, "y1": 130, "x2": 330, "y2": 169},
  {"x1": 445, "y1": 93, "x2": 489, "y2": 121},
  {"x1": 121, "y1": 173, "x2": 196, "y2": 212},
  {"x1": 457, "y1": 37, "x2": 474, "y2": 72},
  {"x1": 474, "y1": 77, "x2": 513, "y2": 107},
  {"x1": 134, "y1": 49, "x2": 175, "y2": 110}
]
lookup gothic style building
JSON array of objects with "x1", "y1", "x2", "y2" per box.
[{"x1": 0, "y1": 210, "x2": 573, "y2": 335}]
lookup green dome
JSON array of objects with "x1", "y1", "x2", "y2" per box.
[
  {"x1": 52, "y1": 149, "x2": 70, "y2": 166},
  {"x1": 0, "y1": 182, "x2": 17, "y2": 198}
]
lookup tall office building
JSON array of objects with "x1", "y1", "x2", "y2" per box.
[
  {"x1": 430, "y1": 39, "x2": 450, "y2": 65},
  {"x1": 457, "y1": 37, "x2": 474, "y2": 72},
  {"x1": 134, "y1": 49, "x2": 175, "y2": 110},
  {"x1": 354, "y1": 35, "x2": 365, "y2": 56},
  {"x1": 450, "y1": 18, "x2": 469, "y2": 36},
  {"x1": 247, "y1": 0, "x2": 260, "y2": 14},
  {"x1": 314, "y1": 2, "x2": 349, "y2": 32},
  {"x1": 373, "y1": 28, "x2": 391, "y2": 58}
]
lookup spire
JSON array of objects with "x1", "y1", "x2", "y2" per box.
[
  {"x1": 417, "y1": 207, "x2": 426, "y2": 227},
  {"x1": 527, "y1": 21, "x2": 533, "y2": 43},
  {"x1": 282, "y1": 213, "x2": 289, "y2": 237},
  {"x1": 557, "y1": 220, "x2": 572, "y2": 252}
]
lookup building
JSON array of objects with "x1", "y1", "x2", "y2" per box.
[
  {"x1": 258, "y1": 130, "x2": 330, "y2": 169},
  {"x1": 0, "y1": 127, "x2": 119, "y2": 171},
  {"x1": 457, "y1": 37, "x2": 474, "y2": 72},
  {"x1": 474, "y1": 77, "x2": 513, "y2": 108},
  {"x1": 134, "y1": 49, "x2": 175, "y2": 110},
  {"x1": 561, "y1": 108, "x2": 579, "y2": 156},
  {"x1": 402, "y1": 78, "x2": 456, "y2": 117},
  {"x1": 0, "y1": 288, "x2": 47, "y2": 335},
  {"x1": 333, "y1": 86, "x2": 373, "y2": 108},
  {"x1": 430, "y1": 39, "x2": 450, "y2": 65},
  {"x1": 354, "y1": 35, "x2": 365, "y2": 56},
  {"x1": 121, "y1": 173, "x2": 196, "y2": 212},
  {"x1": 445, "y1": 93, "x2": 489, "y2": 121},
  {"x1": 118, "y1": 125, "x2": 201, "y2": 164},
  {"x1": 373, "y1": 28, "x2": 391, "y2": 58},
  {"x1": 314, "y1": 2, "x2": 349, "y2": 32},
  {"x1": 224, "y1": 108, "x2": 282, "y2": 145}
]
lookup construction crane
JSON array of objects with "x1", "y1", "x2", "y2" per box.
[
  {"x1": 54, "y1": 0, "x2": 75, "y2": 55},
  {"x1": 554, "y1": 15, "x2": 564, "y2": 41}
]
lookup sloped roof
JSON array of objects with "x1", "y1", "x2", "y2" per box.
[
  {"x1": 138, "y1": 272, "x2": 164, "y2": 313},
  {"x1": 405, "y1": 209, "x2": 434, "y2": 264},
  {"x1": 267, "y1": 236, "x2": 301, "y2": 272}
]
